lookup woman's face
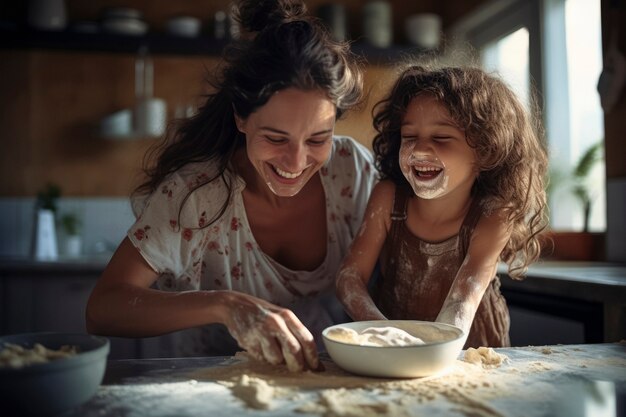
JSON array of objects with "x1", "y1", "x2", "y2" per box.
[
  {"x1": 399, "y1": 95, "x2": 478, "y2": 200},
  {"x1": 236, "y1": 88, "x2": 336, "y2": 197}
]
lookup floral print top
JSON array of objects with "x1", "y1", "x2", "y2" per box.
[{"x1": 128, "y1": 136, "x2": 377, "y2": 355}]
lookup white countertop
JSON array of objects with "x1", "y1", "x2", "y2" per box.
[{"x1": 68, "y1": 343, "x2": 626, "y2": 417}]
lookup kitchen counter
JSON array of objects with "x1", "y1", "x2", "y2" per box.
[
  {"x1": 68, "y1": 343, "x2": 626, "y2": 417},
  {"x1": 499, "y1": 261, "x2": 626, "y2": 303},
  {"x1": 0, "y1": 255, "x2": 111, "y2": 275},
  {"x1": 499, "y1": 261, "x2": 626, "y2": 343}
]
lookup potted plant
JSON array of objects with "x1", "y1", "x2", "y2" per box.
[
  {"x1": 60, "y1": 212, "x2": 83, "y2": 257},
  {"x1": 544, "y1": 141, "x2": 605, "y2": 261},
  {"x1": 570, "y1": 141, "x2": 603, "y2": 233},
  {"x1": 36, "y1": 182, "x2": 61, "y2": 213}
]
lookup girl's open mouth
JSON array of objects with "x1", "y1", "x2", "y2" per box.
[{"x1": 413, "y1": 166, "x2": 443, "y2": 180}]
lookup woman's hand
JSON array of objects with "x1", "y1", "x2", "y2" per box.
[{"x1": 223, "y1": 292, "x2": 319, "y2": 372}]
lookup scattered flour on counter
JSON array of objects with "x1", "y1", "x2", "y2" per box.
[
  {"x1": 463, "y1": 347, "x2": 508, "y2": 368},
  {"x1": 296, "y1": 388, "x2": 411, "y2": 417},
  {"x1": 326, "y1": 326, "x2": 425, "y2": 347},
  {"x1": 76, "y1": 344, "x2": 626, "y2": 417},
  {"x1": 188, "y1": 344, "x2": 626, "y2": 417},
  {"x1": 528, "y1": 361, "x2": 553, "y2": 372},
  {"x1": 189, "y1": 353, "x2": 515, "y2": 416},
  {"x1": 228, "y1": 374, "x2": 278, "y2": 410}
]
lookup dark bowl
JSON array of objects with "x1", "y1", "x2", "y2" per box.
[{"x1": 0, "y1": 332, "x2": 109, "y2": 415}]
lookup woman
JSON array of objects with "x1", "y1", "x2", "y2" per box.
[{"x1": 86, "y1": 0, "x2": 377, "y2": 372}]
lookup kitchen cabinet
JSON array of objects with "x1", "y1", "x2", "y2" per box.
[
  {"x1": 499, "y1": 261, "x2": 626, "y2": 344},
  {"x1": 0, "y1": 259, "x2": 192, "y2": 359},
  {"x1": 0, "y1": 262, "x2": 141, "y2": 359},
  {"x1": 1, "y1": 27, "x2": 228, "y2": 56}
]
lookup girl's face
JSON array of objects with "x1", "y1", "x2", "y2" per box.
[
  {"x1": 399, "y1": 95, "x2": 478, "y2": 200},
  {"x1": 235, "y1": 88, "x2": 336, "y2": 197}
]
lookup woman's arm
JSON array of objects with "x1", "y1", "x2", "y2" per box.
[
  {"x1": 436, "y1": 209, "x2": 511, "y2": 336},
  {"x1": 86, "y1": 237, "x2": 228, "y2": 336},
  {"x1": 336, "y1": 181, "x2": 394, "y2": 321},
  {"x1": 86, "y1": 237, "x2": 319, "y2": 372}
]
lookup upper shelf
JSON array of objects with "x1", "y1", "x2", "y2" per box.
[
  {"x1": 1, "y1": 27, "x2": 229, "y2": 56},
  {"x1": 1, "y1": 27, "x2": 432, "y2": 64}
]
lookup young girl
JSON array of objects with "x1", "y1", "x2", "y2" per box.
[{"x1": 336, "y1": 65, "x2": 548, "y2": 348}]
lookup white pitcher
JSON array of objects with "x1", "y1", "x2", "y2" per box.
[{"x1": 33, "y1": 209, "x2": 58, "y2": 261}]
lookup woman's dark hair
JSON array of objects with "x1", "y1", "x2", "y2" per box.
[
  {"x1": 133, "y1": 0, "x2": 364, "y2": 225},
  {"x1": 372, "y1": 65, "x2": 549, "y2": 279}
]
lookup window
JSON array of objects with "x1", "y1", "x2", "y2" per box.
[
  {"x1": 450, "y1": 0, "x2": 606, "y2": 232},
  {"x1": 482, "y1": 27, "x2": 530, "y2": 108}
]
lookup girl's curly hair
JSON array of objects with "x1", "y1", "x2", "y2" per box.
[{"x1": 372, "y1": 65, "x2": 549, "y2": 279}]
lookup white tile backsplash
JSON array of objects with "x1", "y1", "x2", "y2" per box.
[
  {"x1": 0, "y1": 197, "x2": 135, "y2": 258},
  {"x1": 0, "y1": 198, "x2": 35, "y2": 257}
]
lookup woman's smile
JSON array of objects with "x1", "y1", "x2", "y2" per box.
[
  {"x1": 270, "y1": 163, "x2": 308, "y2": 180},
  {"x1": 236, "y1": 88, "x2": 336, "y2": 198}
]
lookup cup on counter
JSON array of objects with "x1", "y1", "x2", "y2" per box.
[
  {"x1": 362, "y1": 0, "x2": 392, "y2": 48},
  {"x1": 405, "y1": 13, "x2": 442, "y2": 50},
  {"x1": 166, "y1": 16, "x2": 201, "y2": 38},
  {"x1": 134, "y1": 98, "x2": 167, "y2": 138},
  {"x1": 28, "y1": 0, "x2": 67, "y2": 31},
  {"x1": 317, "y1": 3, "x2": 347, "y2": 42},
  {"x1": 99, "y1": 109, "x2": 132, "y2": 139},
  {"x1": 64, "y1": 235, "x2": 82, "y2": 258},
  {"x1": 213, "y1": 11, "x2": 227, "y2": 40}
]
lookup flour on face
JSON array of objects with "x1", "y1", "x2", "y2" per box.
[{"x1": 399, "y1": 150, "x2": 449, "y2": 199}]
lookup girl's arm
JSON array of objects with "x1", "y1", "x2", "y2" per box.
[
  {"x1": 436, "y1": 208, "x2": 511, "y2": 337},
  {"x1": 336, "y1": 181, "x2": 395, "y2": 321},
  {"x1": 86, "y1": 237, "x2": 319, "y2": 372}
]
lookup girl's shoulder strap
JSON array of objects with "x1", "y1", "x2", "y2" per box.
[
  {"x1": 459, "y1": 196, "x2": 485, "y2": 256},
  {"x1": 390, "y1": 184, "x2": 410, "y2": 221}
]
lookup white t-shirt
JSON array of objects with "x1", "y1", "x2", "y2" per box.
[{"x1": 128, "y1": 136, "x2": 377, "y2": 355}]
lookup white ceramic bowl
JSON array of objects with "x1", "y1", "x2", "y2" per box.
[
  {"x1": 101, "y1": 17, "x2": 148, "y2": 36},
  {"x1": 166, "y1": 16, "x2": 201, "y2": 38},
  {"x1": 405, "y1": 13, "x2": 442, "y2": 49},
  {"x1": 99, "y1": 108, "x2": 132, "y2": 139},
  {"x1": 0, "y1": 332, "x2": 110, "y2": 415},
  {"x1": 322, "y1": 320, "x2": 465, "y2": 378}
]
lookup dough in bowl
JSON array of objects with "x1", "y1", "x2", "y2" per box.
[{"x1": 326, "y1": 326, "x2": 425, "y2": 347}]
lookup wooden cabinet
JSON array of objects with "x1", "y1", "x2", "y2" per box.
[{"x1": 0, "y1": 269, "x2": 140, "y2": 359}]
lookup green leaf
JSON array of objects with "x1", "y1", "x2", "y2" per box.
[
  {"x1": 36, "y1": 183, "x2": 62, "y2": 212},
  {"x1": 573, "y1": 142, "x2": 603, "y2": 179}
]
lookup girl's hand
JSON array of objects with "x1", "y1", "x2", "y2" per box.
[{"x1": 224, "y1": 292, "x2": 319, "y2": 372}]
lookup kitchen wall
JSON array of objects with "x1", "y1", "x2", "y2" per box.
[
  {"x1": 1, "y1": 0, "x2": 488, "y2": 257},
  {"x1": 0, "y1": 198, "x2": 133, "y2": 258},
  {"x1": 1, "y1": 0, "x2": 488, "y2": 198},
  {"x1": 3, "y1": 0, "x2": 623, "y2": 260}
]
